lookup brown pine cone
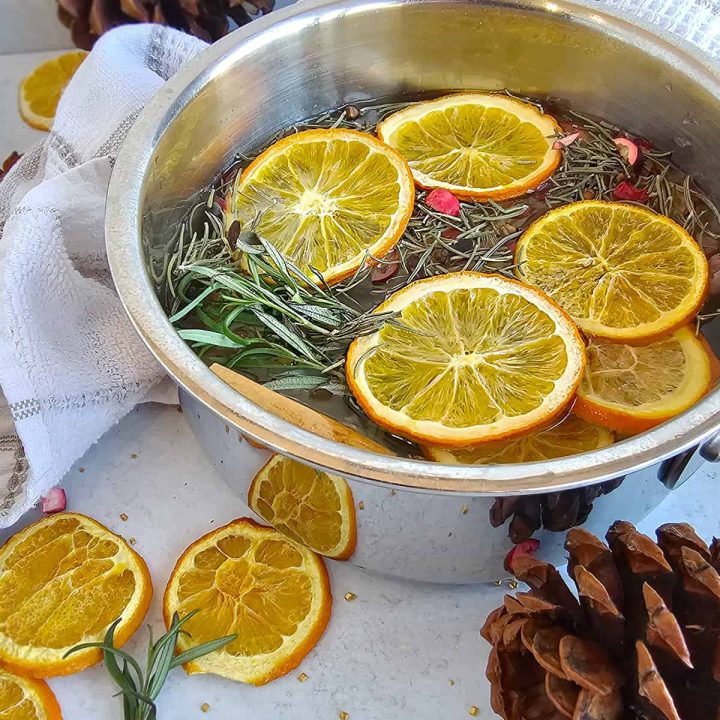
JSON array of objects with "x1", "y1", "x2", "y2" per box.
[
  {"x1": 490, "y1": 477, "x2": 625, "y2": 544},
  {"x1": 482, "y1": 520, "x2": 720, "y2": 719},
  {"x1": 57, "y1": 0, "x2": 274, "y2": 51}
]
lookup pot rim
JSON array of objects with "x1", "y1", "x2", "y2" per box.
[{"x1": 106, "y1": 0, "x2": 720, "y2": 496}]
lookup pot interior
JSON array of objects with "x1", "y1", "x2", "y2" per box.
[{"x1": 127, "y1": 0, "x2": 720, "y2": 492}]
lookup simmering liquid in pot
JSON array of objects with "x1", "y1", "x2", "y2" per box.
[{"x1": 148, "y1": 92, "x2": 720, "y2": 463}]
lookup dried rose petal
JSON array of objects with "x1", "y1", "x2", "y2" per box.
[
  {"x1": 441, "y1": 227, "x2": 460, "y2": 241},
  {"x1": 613, "y1": 137, "x2": 640, "y2": 165},
  {"x1": 41, "y1": 487, "x2": 67, "y2": 513},
  {"x1": 504, "y1": 538, "x2": 541, "y2": 573},
  {"x1": 425, "y1": 188, "x2": 461, "y2": 216},
  {"x1": 613, "y1": 181, "x2": 649, "y2": 203},
  {"x1": 0, "y1": 151, "x2": 22, "y2": 180},
  {"x1": 371, "y1": 249, "x2": 400, "y2": 284},
  {"x1": 553, "y1": 132, "x2": 581, "y2": 150}
]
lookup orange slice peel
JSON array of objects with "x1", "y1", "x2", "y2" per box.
[
  {"x1": 163, "y1": 518, "x2": 331, "y2": 686},
  {"x1": 0, "y1": 513, "x2": 151, "y2": 678},
  {"x1": 19, "y1": 51, "x2": 87, "y2": 131},
  {"x1": 346, "y1": 271, "x2": 586, "y2": 447},
  {"x1": 225, "y1": 128, "x2": 414, "y2": 284},
  {"x1": 377, "y1": 93, "x2": 561, "y2": 201}
]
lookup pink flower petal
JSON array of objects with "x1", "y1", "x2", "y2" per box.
[
  {"x1": 41, "y1": 487, "x2": 67, "y2": 514},
  {"x1": 504, "y1": 538, "x2": 541, "y2": 573},
  {"x1": 613, "y1": 137, "x2": 640, "y2": 165},
  {"x1": 552, "y1": 131, "x2": 581, "y2": 150},
  {"x1": 426, "y1": 188, "x2": 461, "y2": 217}
]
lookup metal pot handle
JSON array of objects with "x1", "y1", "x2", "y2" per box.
[
  {"x1": 659, "y1": 437, "x2": 720, "y2": 490},
  {"x1": 699, "y1": 432, "x2": 720, "y2": 462}
]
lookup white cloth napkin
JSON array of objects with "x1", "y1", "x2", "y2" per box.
[
  {"x1": 1, "y1": 2, "x2": 719, "y2": 529},
  {"x1": 0, "y1": 25, "x2": 207, "y2": 527}
]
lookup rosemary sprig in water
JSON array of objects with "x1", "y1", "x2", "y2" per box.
[
  {"x1": 64, "y1": 612, "x2": 236, "y2": 720},
  {"x1": 151, "y1": 192, "x2": 398, "y2": 392}
]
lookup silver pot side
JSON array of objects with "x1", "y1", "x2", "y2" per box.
[
  {"x1": 181, "y1": 389, "x2": 683, "y2": 582},
  {"x1": 107, "y1": 0, "x2": 720, "y2": 497}
]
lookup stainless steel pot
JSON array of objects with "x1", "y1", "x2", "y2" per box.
[{"x1": 106, "y1": 0, "x2": 720, "y2": 583}]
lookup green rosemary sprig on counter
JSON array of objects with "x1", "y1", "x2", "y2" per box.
[{"x1": 64, "y1": 612, "x2": 236, "y2": 720}]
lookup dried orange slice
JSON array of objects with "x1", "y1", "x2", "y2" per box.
[
  {"x1": 346, "y1": 272, "x2": 586, "y2": 446},
  {"x1": 574, "y1": 326, "x2": 713, "y2": 434},
  {"x1": 377, "y1": 93, "x2": 561, "y2": 200},
  {"x1": 424, "y1": 415, "x2": 613, "y2": 464},
  {"x1": 163, "y1": 518, "x2": 331, "y2": 686},
  {"x1": 225, "y1": 128, "x2": 414, "y2": 284},
  {"x1": 0, "y1": 513, "x2": 151, "y2": 678},
  {"x1": 249, "y1": 455, "x2": 357, "y2": 560},
  {"x1": 19, "y1": 52, "x2": 87, "y2": 131},
  {"x1": 0, "y1": 669, "x2": 62, "y2": 719},
  {"x1": 515, "y1": 201, "x2": 709, "y2": 343}
]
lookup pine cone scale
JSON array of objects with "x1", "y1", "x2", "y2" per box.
[{"x1": 57, "y1": 0, "x2": 274, "y2": 49}]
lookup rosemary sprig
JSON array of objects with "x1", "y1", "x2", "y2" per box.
[{"x1": 64, "y1": 612, "x2": 236, "y2": 720}]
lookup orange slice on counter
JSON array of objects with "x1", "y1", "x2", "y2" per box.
[
  {"x1": 377, "y1": 93, "x2": 561, "y2": 200},
  {"x1": 424, "y1": 414, "x2": 614, "y2": 464},
  {"x1": 574, "y1": 326, "x2": 713, "y2": 434},
  {"x1": 0, "y1": 513, "x2": 151, "y2": 678},
  {"x1": 163, "y1": 518, "x2": 331, "y2": 685},
  {"x1": 225, "y1": 128, "x2": 414, "y2": 284},
  {"x1": 0, "y1": 668, "x2": 62, "y2": 719},
  {"x1": 19, "y1": 51, "x2": 87, "y2": 131},
  {"x1": 346, "y1": 272, "x2": 586, "y2": 447},
  {"x1": 515, "y1": 201, "x2": 709, "y2": 343},
  {"x1": 249, "y1": 454, "x2": 357, "y2": 560}
]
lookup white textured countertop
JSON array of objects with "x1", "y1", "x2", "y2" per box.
[{"x1": 1, "y1": 23, "x2": 720, "y2": 720}]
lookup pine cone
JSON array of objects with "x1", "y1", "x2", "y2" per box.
[
  {"x1": 482, "y1": 521, "x2": 720, "y2": 719},
  {"x1": 490, "y1": 477, "x2": 625, "y2": 544},
  {"x1": 57, "y1": 0, "x2": 274, "y2": 51}
]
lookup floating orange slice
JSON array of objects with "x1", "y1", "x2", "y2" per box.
[
  {"x1": 424, "y1": 415, "x2": 614, "y2": 464},
  {"x1": 225, "y1": 128, "x2": 414, "y2": 284},
  {"x1": 346, "y1": 272, "x2": 586, "y2": 446},
  {"x1": 515, "y1": 201, "x2": 709, "y2": 343},
  {"x1": 249, "y1": 455, "x2": 357, "y2": 560},
  {"x1": 19, "y1": 52, "x2": 87, "y2": 131},
  {"x1": 0, "y1": 668, "x2": 62, "y2": 719},
  {"x1": 377, "y1": 93, "x2": 561, "y2": 200},
  {"x1": 0, "y1": 513, "x2": 151, "y2": 678},
  {"x1": 574, "y1": 326, "x2": 713, "y2": 434},
  {"x1": 163, "y1": 518, "x2": 331, "y2": 685}
]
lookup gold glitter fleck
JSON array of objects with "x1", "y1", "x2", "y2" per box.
[
  {"x1": 129, "y1": 537, "x2": 137, "y2": 546},
  {"x1": 358, "y1": 501, "x2": 364, "y2": 510},
  {"x1": 469, "y1": 706, "x2": 479, "y2": 716},
  {"x1": 448, "y1": 679, "x2": 455, "y2": 686},
  {"x1": 508, "y1": 579, "x2": 519, "y2": 590},
  {"x1": 493, "y1": 579, "x2": 502, "y2": 586},
  {"x1": 461, "y1": 504, "x2": 469, "y2": 515},
  {"x1": 344, "y1": 592, "x2": 357, "y2": 602},
  {"x1": 389, "y1": 489, "x2": 396, "y2": 496},
  {"x1": 120, "y1": 513, "x2": 128, "y2": 521},
  {"x1": 201, "y1": 703, "x2": 210, "y2": 713},
  {"x1": 130, "y1": 453, "x2": 138, "y2": 459},
  {"x1": 297, "y1": 672, "x2": 308, "y2": 682},
  {"x1": 339, "y1": 713, "x2": 349, "y2": 720}
]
